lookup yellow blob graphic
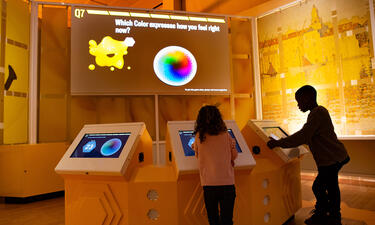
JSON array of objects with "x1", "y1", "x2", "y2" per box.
[
  {"x1": 110, "y1": 67, "x2": 115, "y2": 71},
  {"x1": 89, "y1": 36, "x2": 134, "y2": 70},
  {"x1": 88, "y1": 64, "x2": 95, "y2": 70},
  {"x1": 127, "y1": 66, "x2": 131, "y2": 70}
]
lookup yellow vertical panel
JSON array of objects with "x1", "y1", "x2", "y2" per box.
[
  {"x1": 126, "y1": 96, "x2": 156, "y2": 140},
  {"x1": 230, "y1": 19, "x2": 252, "y2": 54},
  {"x1": 96, "y1": 97, "x2": 126, "y2": 124},
  {"x1": 159, "y1": 96, "x2": 230, "y2": 139},
  {"x1": 40, "y1": 6, "x2": 68, "y2": 50},
  {"x1": 4, "y1": 0, "x2": 29, "y2": 144},
  {"x1": 95, "y1": 96, "x2": 156, "y2": 140},
  {"x1": 39, "y1": 7, "x2": 68, "y2": 142},
  {"x1": 235, "y1": 98, "x2": 255, "y2": 130},
  {"x1": 233, "y1": 59, "x2": 253, "y2": 93},
  {"x1": 38, "y1": 96, "x2": 67, "y2": 142},
  {"x1": 5, "y1": 0, "x2": 29, "y2": 44},
  {"x1": 4, "y1": 96, "x2": 28, "y2": 143},
  {"x1": 69, "y1": 96, "x2": 98, "y2": 141},
  {"x1": 4, "y1": 38, "x2": 29, "y2": 92},
  {"x1": 71, "y1": 95, "x2": 156, "y2": 141},
  {"x1": 39, "y1": 49, "x2": 68, "y2": 93}
]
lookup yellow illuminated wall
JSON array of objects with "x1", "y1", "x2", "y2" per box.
[
  {"x1": 258, "y1": 0, "x2": 374, "y2": 135},
  {"x1": 3, "y1": 0, "x2": 29, "y2": 144}
]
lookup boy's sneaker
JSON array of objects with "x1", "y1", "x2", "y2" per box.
[{"x1": 304, "y1": 209, "x2": 328, "y2": 225}]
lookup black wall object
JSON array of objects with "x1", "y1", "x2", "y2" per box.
[{"x1": 5, "y1": 65, "x2": 17, "y2": 91}]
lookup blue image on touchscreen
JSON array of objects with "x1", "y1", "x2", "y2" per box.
[
  {"x1": 179, "y1": 131, "x2": 196, "y2": 156},
  {"x1": 179, "y1": 129, "x2": 242, "y2": 157},
  {"x1": 227, "y1": 129, "x2": 242, "y2": 153},
  {"x1": 70, "y1": 133, "x2": 130, "y2": 158}
]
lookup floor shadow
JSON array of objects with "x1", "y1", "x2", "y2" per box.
[{"x1": 285, "y1": 207, "x2": 367, "y2": 225}]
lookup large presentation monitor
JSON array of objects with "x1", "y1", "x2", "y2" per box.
[
  {"x1": 55, "y1": 123, "x2": 146, "y2": 176},
  {"x1": 247, "y1": 120, "x2": 308, "y2": 162},
  {"x1": 168, "y1": 120, "x2": 256, "y2": 174},
  {"x1": 71, "y1": 7, "x2": 231, "y2": 95}
]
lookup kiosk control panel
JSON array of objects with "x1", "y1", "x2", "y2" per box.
[
  {"x1": 247, "y1": 120, "x2": 308, "y2": 162},
  {"x1": 167, "y1": 120, "x2": 256, "y2": 174},
  {"x1": 55, "y1": 122, "x2": 147, "y2": 176}
]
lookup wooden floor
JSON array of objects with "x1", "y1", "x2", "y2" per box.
[{"x1": 0, "y1": 180, "x2": 374, "y2": 225}]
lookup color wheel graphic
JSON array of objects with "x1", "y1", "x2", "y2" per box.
[
  {"x1": 153, "y1": 46, "x2": 197, "y2": 86},
  {"x1": 100, "y1": 138, "x2": 122, "y2": 156}
]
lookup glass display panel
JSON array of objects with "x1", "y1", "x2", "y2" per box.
[
  {"x1": 70, "y1": 133, "x2": 131, "y2": 158},
  {"x1": 262, "y1": 126, "x2": 289, "y2": 140},
  {"x1": 258, "y1": 0, "x2": 374, "y2": 136}
]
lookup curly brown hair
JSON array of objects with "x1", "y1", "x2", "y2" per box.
[{"x1": 194, "y1": 105, "x2": 227, "y2": 143}]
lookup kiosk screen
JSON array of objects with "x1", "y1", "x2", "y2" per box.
[
  {"x1": 227, "y1": 129, "x2": 242, "y2": 153},
  {"x1": 262, "y1": 127, "x2": 289, "y2": 140},
  {"x1": 70, "y1": 133, "x2": 131, "y2": 158},
  {"x1": 178, "y1": 129, "x2": 242, "y2": 157}
]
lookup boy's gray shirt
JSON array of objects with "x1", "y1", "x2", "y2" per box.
[{"x1": 277, "y1": 106, "x2": 348, "y2": 167}]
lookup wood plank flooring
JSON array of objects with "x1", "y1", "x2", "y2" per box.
[{"x1": 0, "y1": 179, "x2": 374, "y2": 225}]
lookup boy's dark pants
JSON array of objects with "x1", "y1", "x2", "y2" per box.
[
  {"x1": 313, "y1": 157, "x2": 349, "y2": 218},
  {"x1": 203, "y1": 185, "x2": 236, "y2": 225}
]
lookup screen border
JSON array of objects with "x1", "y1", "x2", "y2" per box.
[{"x1": 55, "y1": 122, "x2": 144, "y2": 176}]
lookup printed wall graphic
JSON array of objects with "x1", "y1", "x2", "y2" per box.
[{"x1": 258, "y1": 0, "x2": 374, "y2": 135}]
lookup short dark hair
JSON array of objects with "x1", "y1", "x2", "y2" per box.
[
  {"x1": 194, "y1": 105, "x2": 227, "y2": 143},
  {"x1": 295, "y1": 85, "x2": 317, "y2": 100}
]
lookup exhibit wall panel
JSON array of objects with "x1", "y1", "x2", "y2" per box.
[
  {"x1": 158, "y1": 95, "x2": 231, "y2": 140},
  {"x1": 69, "y1": 96, "x2": 97, "y2": 141},
  {"x1": 3, "y1": 0, "x2": 29, "y2": 144},
  {"x1": 69, "y1": 96, "x2": 156, "y2": 141},
  {"x1": 258, "y1": 0, "x2": 375, "y2": 136},
  {"x1": 39, "y1": 6, "x2": 69, "y2": 143},
  {"x1": 231, "y1": 18, "x2": 254, "y2": 94},
  {"x1": 95, "y1": 96, "x2": 156, "y2": 140},
  {"x1": 234, "y1": 98, "x2": 255, "y2": 130}
]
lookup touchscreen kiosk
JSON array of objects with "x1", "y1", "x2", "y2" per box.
[
  {"x1": 55, "y1": 122, "x2": 153, "y2": 225},
  {"x1": 167, "y1": 120, "x2": 255, "y2": 175},
  {"x1": 178, "y1": 129, "x2": 242, "y2": 157},
  {"x1": 55, "y1": 122, "x2": 151, "y2": 176},
  {"x1": 246, "y1": 120, "x2": 308, "y2": 162}
]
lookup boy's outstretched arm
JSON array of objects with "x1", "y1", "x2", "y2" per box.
[
  {"x1": 267, "y1": 111, "x2": 321, "y2": 149},
  {"x1": 267, "y1": 136, "x2": 279, "y2": 149}
]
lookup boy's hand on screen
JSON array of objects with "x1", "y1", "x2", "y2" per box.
[{"x1": 267, "y1": 137, "x2": 278, "y2": 149}]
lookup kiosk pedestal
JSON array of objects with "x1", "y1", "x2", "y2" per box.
[
  {"x1": 129, "y1": 120, "x2": 255, "y2": 225},
  {"x1": 55, "y1": 123, "x2": 153, "y2": 225},
  {"x1": 241, "y1": 119, "x2": 308, "y2": 225}
]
